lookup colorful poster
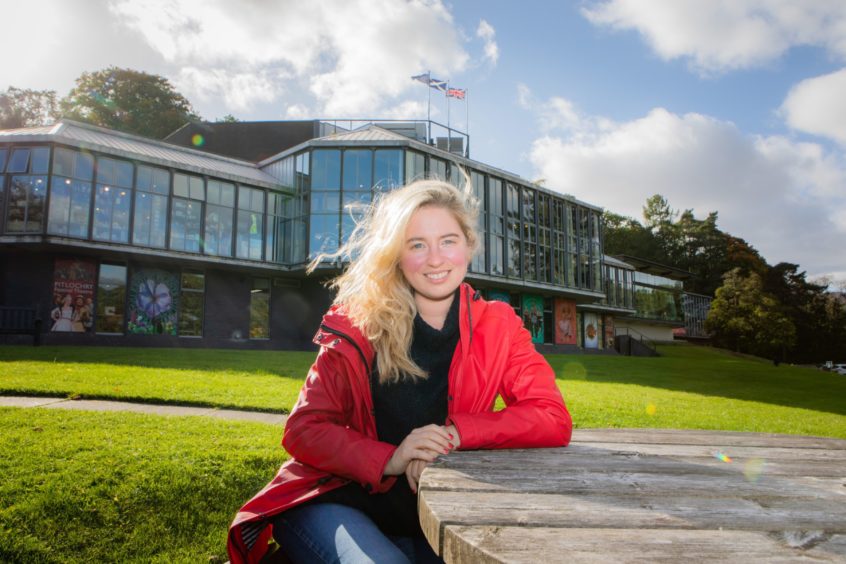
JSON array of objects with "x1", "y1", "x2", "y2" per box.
[
  {"x1": 554, "y1": 298, "x2": 577, "y2": 345},
  {"x1": 604, "y1": 315, "x2": 615, "y2": 349},
  {"x1": 522, "y1": 294, "x2": 544, "y2": 344},
  {"x1": 584, "y1": 312, "x2": 599, "y2": 349},
  {"x1": 128, "y1": 268, "x2": 178, "y2": 335},
  {"x1": 487, "y1": 289, "x2": 510, "y2": 304},
  {"x1": 51, "y1": 259, "x2": 96, "y2": 332}
]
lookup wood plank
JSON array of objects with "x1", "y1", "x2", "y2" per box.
[
  {"x1": 422, "y1": 465, "x2": 846, "y2": 497},
  {"x1": 441, "y1": 527, "x2": 846, "y2": 564},
  {"x1": 418, "y1": 490, "x2": 846, "y2": 550},
  {"x1": 572, "y1": 429, "x2": 846, "y2": 450}
]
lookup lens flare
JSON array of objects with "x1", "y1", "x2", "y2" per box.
[
  {"x1": 560, "y1": 361, "x2": 587, "y2": 380},
  {"x1": 645, "y1": 403, "x2": 657, "y2": 416},
  {"x1": 713, "y1": 450, "x2": 732, "y2": 463},
  {"x1": 744, "y1": 457, "x2": 765, "y2": 482},
  {"x1": 191, "y1": 134, "x2": 205, "y2": 147}
]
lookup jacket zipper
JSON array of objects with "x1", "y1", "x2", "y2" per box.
[{"x1": 318, "y1": 323, "x2": 372, "y2": 376}]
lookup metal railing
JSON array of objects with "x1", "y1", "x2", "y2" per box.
[{"x1": 318, "y1": 119, "x2": 470, "y2": 158}]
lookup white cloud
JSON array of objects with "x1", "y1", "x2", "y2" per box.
[
  {"x1": 582, "y1": 0, "x2": 846, "y2": 73},
  {"x1": 109, "y1": 0, "x2": 469, "y2": 116},
  {"x1": 175, "y1": 68, "x2": 282, "y2": 112},
  {"x1": 781, "y1": 68, "x2": 846, "y2": 145},
  {"x1": 528, "y1": 101, "x2": 846, "y2": 278},
  {"x1": 476, "y1": 19, "x2": 499, "y2": 65}
]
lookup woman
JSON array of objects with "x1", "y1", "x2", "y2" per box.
[{"x1": 228, "y1": 179, "x2": 572, "y2": 563}]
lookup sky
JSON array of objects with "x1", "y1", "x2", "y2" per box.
[{"x1": 3, "y1": 0, "x2": 845, "y2": 284}]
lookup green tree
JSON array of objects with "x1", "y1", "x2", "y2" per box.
[
  {"x1": 59, "y1": 67, "x2": 199, "y2": 138},
  {"x1": 706, "y1": 268, "x2": 796, "y2": 360},
  {"x1": 0, "y1": 87, "x2": 59, "y2": 128}
]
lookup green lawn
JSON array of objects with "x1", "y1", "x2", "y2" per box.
[
  {"x1": 2, "y1": 342, "x2": 845, "y2": 562},
  {"x1": 1, "y1": 342, "x2": 845, "y2": 437},
  {"x1": 0, "y1": 408, "x2": 284, "y2": 563}
]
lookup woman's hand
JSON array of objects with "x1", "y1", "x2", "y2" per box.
[
  {"x1": 383, "y1": 424, "x2": 453, "y2": 476},
  {"x1": 443, "y1": 424, "x2": 461, "y2": 449},
  {"x1": 405, "y1": 459, "x2": 428, "y2": 493}
]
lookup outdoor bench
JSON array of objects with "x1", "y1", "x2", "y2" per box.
[{"x1": 0, "y1": 306, "x2": 42, "y2": 345}]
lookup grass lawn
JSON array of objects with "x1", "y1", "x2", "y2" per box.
[
  {"x1": 0, "y1": 407, "x2": 284, "y2": 563},
  {"x1": 2, "y1": 342, "x2": 845, "y2": 561},
  {"x1": 1, "y1": 342, "x2": 845, "y2": 438},
  {"x1": 0, "y1": 346, "x2": 316, "y2": 412}
]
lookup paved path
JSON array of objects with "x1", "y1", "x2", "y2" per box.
[{"x1": 0, "y1": 395, "x2": 287, "y2": 425}]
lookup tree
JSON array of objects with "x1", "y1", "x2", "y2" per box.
[
  {"x1": 59, "y1": 67, "x2": 200, "y2": 139},
  {"x1": 0, "y1": 87, "x2": 59, "y2": 129},
  {"x1": 215, "y1": 114, "x2": 240, "y2": 123},
  {"x1": 706, "y1": 268, "x2": 796, "y2": 360}
]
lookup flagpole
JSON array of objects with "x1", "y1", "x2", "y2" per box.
[
  {"x1": 447, "y1": 82, "x2": 451, "y2": 153},
  {"x1": 427, "y1": 70, "x2": 432, "y2": 144},
  {"x1": 465, "y1": 88, "x2": 470, "y2": 158}
]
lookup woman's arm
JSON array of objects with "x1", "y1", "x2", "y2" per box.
[
  {"x1": 448, "y1": 312, "x2": 572, "y2": 450},
  {"x1": 281, "y1": 348, "x2": 397, "y2": 492}
]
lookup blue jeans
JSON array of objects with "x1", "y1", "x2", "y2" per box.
[{"x1": 272, "y1": 502, "x2": 442, "y2": 564}]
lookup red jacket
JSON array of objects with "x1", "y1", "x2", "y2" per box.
[{"x1": 227, "y1": 283, "x2": 572, "y2": 563}]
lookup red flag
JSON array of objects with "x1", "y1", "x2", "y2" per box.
[{"x1": 447, "y1": 88, "x2": 465, "y2": 100}]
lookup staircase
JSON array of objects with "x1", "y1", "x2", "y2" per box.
[{"x1": 614, "y1": 328, "x2": 659, "y2": 357}]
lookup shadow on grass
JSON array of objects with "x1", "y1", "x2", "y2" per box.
[
  {"x1": 0, "y1": 345, "x2": 317, "y2": 379},
  {"x1": 547, "y1": 343, "x2": 846, "y2": 417}
]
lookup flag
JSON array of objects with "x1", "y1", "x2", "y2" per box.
[
  {"x1": 428, "y1": 78, "x2": 447, "y2": 93},
  {"x1": 447, "y1": 88, "x2": 465, "y2": 100},
  {"x1": 411, "y1": 73, "x2": 430, "y2": 85}
]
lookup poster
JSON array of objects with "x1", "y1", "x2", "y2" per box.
[
  {"x1": 487, "y1": 289, "x2": 510, "y2": 304},
  {"x1": 522, "y1": 294, "x2": 544, "y2": 344},
  {"x1": 584, "y1": 312, "x2": 599, "y2": 349},
  {"x1": 51, "y1": 259, "x2": 96, "y2": 332},
  {"x1": 128, "y1": 268, "x2": 179, "y2": 335},
  {"x1": 604, "y1": 315, "x2": 615, "y2": 349},
  {"x1": 554, "y1": 298, "x2": 577, "y2": 345}
]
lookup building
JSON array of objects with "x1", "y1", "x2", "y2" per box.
[{"x1": 0, "y1": 119, "x2": 626, "y2": 351}]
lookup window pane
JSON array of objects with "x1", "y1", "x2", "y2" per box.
[
  {"x1": 93, "y1": 184, "x2": 131, "y2": 242},
  {"x1": 374, "y1": 149, "x2": 403, "y2": 190},
  {"x1": 430, "y1": 157, "x2": 447, "y2": 180},
  {"x1": 31, "y1": 147, "x2": 49, "y2": 174},
  {"x1": 250, "y1": 278, "x2": 270, "y2": 339},
  {"x1": 237, "y1": 209, "x2": 263, "y2": 259},
  {"x1": 48, "y1": 177, "x2": 91, "y2": 237},
  {"x1": 8, "y1": 149, "x2": 30, "y2": 173},
  {"x1": 405, "y1": 150, "x2": 425, "y2": 183},
  {"x1": 6, "y1": 175, "x2": 47, "y2": 232},
  {"x1": 205, "y1": 204, "x2": 233, "y2": 256},
  {"x1": 133, "y1": 192, "x2": 168, "y2": 248},
  {"x1": 0, "y1": 148, "x2": 7, "y2": 172},
  {"x1": 312, "y1": 149, "x2": 341, "y2": 190},
  {"x1": 53, "y1": 148, "x2": 75, "y2": 177},
  {"x1": 96, "y1": 264, "x2": 127, "y2": 333},
  {"x1": 343, "y1": 150, "x2": 372, "y2": 190},
  {"x1": 137, "y1": 165, "x2": 170, "y2": 195},
  {"x1": 178, "y1": 272, "x2": 204, "y2": 337},
  {"x1": 173, "y1": 173, "x2": 189, "y2": 197},
  {"x1": 309, "y1": 214, "x2": 339, "y2": 258},
  {"x1": 169, "y1": 198, "x2": 202, "y2": 252}
]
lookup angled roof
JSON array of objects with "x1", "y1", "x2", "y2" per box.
[{"x1": 0, "y1": 120, "x2": 282, "y2": 189}]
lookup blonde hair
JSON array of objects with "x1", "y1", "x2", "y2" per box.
[{"x1": 308, "y1": 178, "x2": 480, "y2": 383}]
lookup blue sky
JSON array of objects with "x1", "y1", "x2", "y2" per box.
[{"x1": 3, "y1": 0, "x2": 845, "y2": 283}]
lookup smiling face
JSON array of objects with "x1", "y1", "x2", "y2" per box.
[{"x1": 399, "y1": 205, "x2": 471, "y2": 313}]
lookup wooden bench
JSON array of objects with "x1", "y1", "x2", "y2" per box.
[
  {"x1": 0, "y1": 306, "x2": 42, "y2": 345},
  {"x1": 418, "y1": 428, "x2": 846, "y2": 562}
]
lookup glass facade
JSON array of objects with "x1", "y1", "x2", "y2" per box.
[
  {"x1": 178, "y1": 272, "x2": 205, "y2": 337},
  {"x1": 48, "y1": 148, "x2": 94, "y2": 238},
  {"x1": 5, "y1": 146, "x2": 49, "y2": 233},
  {"x1": 632, "y1": 271, "x2": 684, "y2": 321},
  {"x1": 250, "y1": 278, "x2": 270, "y2": 339},
  {"x1": 96, "y1": 263, "x2": 126, "y2": 334},
  {"x1": 603, "y1": 264, "x2": 635, "y2": 309},
  {"x1": 204, "y1": 179, "x2": 235, "y2": 256},
  {"x1": 133, "y1": 165, "x2": 170, "y2": 248}
]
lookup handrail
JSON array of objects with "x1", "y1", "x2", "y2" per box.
[{"x1": 614, "y1": 326, "x2": 657, "y2": 355}]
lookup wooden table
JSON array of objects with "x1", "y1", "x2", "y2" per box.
[{"x1": 418, "y1": 429, "x2": 846, "y2": 563}]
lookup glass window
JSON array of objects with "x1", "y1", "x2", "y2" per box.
[
  {"x1": 309, "y1": 214, "x2": 340, "y2": 259},
  {"x1": 48, "y1": 177, "x2": 91, "y2": 237},
  {"x1": 312, "y1": 149, "x2": 341, "y2": 190},
  {"x1": 96, "y1": 264, "x2": 126, "y2": 333},
  {"x1": 93, "y1": 157, "x2": 133, "y2": 243},
  {"x1": 429, "y1": 157, "x2": 447, "y2": 181},
  {"x1": 374, "y1": 149, "x2": 403, "y2": 190},
  {"x1": 173, "y1": 173, "x2": 206, "y2": 200},
  {"x1": 266, "y1": 192, "x2": 288, "y2": 263},
  {"x1": 6, "y1": 175, "x2": 47, "y2": 233},
  {"x1": 204, "y1": 180, "x2": 235, "y2": 256},
  {"x1": 7, "y1": 148, "x2": 31, "y2": 173},
  {"x1": 178, "y1": 272, "x2": 204, "y2": 337},
  {"x1": 0, "y1": 148, "x2": 7, "y2": 172},
  {"x1": 250, "y1": 278, "x2": 270, "y2": 339},
  {"x1": 405, "y1": 150, "x2": 425, "y2": 183},
  {"x1": 169, "y1": 198, "x2": 202, "y2": 252},
  {"x1": 488, "y1": 177, "x2": 504, "y2": 276},
  {"x1": 237, "y1": 186, "x2": 264, "y2": 260},
  {"x1": 310, "y1": 190, "x2": 340, "y2": 213},
  {"x1": 469, "y1": 171, "x2": 486, "y2": 273},
  {"x1": 133, "y1": 165, "x2": 169, "y2": 248},
  {"x1": 343, "y1": 150, "x2": 372, "y2": 190},
  {"x1": 31, "y1": 147, "x2": 50, "y2": 174},
  {"x1": 48, "y1": 148, "x2": 94, "y2": 238}
]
